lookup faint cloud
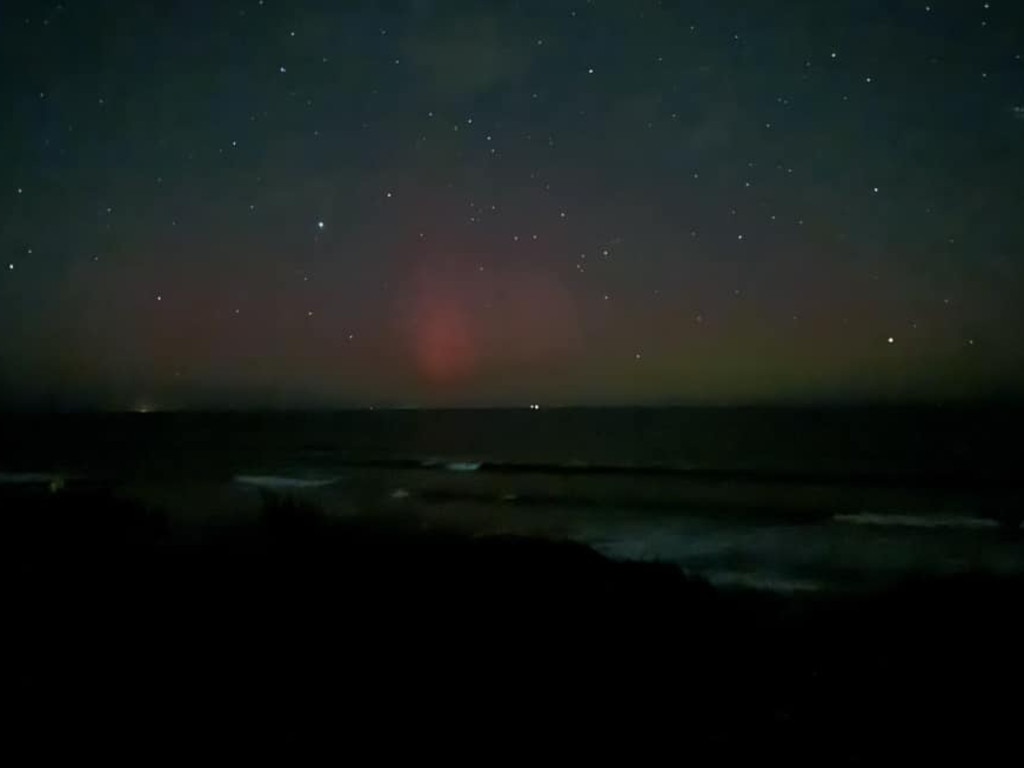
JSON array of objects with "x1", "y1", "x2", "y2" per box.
[{"x1": 404, "y1": 13, "x2": 532, "y2": 98}]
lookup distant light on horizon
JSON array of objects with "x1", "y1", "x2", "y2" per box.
[{"x1": 0, "y1": 1, "x2": 1018, "y2": 408}]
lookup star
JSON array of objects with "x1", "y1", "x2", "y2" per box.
[{"x1": 1, "y1": 0, "x2": 1018, "y2": 410}]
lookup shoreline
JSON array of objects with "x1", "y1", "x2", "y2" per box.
[
  {"x1": 5, "y1": 477, "x2": 1022, "y2": 593},
  {"x1": 7, "y1": 483, "x2": 1024, "y2": 758}
]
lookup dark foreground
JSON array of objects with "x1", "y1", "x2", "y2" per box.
[{"x1": 6, "y1": 487, "x2": 1023, "y2": 762}]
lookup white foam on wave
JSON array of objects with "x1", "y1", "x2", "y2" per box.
[
  {"x1": 834, "y1": 512, "x2": 999, "y2": 530},
  {"x1": 578, "y1": 533, "x2": 824, "y2": 593},
  {"x1": 0, "y1": 472, "x2": 70, "y2": 486},
  {"x1": 445, "y1": 462, "x2": 482, "y2": 472},
  {"x1": 418, "y1": 458, "x2": 484, "y2": 472},
  {"x1": 704, "y1": 570, "x2": 823, "y2": 593},
  {"x1": 233, "y1": 475, "x2": 340, "y2": 490}
]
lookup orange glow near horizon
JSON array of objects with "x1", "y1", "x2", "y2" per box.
[{"x1": 415, "y1": 296, "x2": 476, "y2": 384}]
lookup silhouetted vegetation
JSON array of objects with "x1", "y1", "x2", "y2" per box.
[{"x1": 5, "y1": 486, "x2": 1022, "y2": 761}]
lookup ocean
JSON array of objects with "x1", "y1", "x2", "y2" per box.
[{"x1": 2, "y1": 406, "x2": 1022, "y2": 591}]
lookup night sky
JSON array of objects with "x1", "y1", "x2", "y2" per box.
[{"x1": 2, "y1": 0, "x2": 1023, "y2": 409}]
